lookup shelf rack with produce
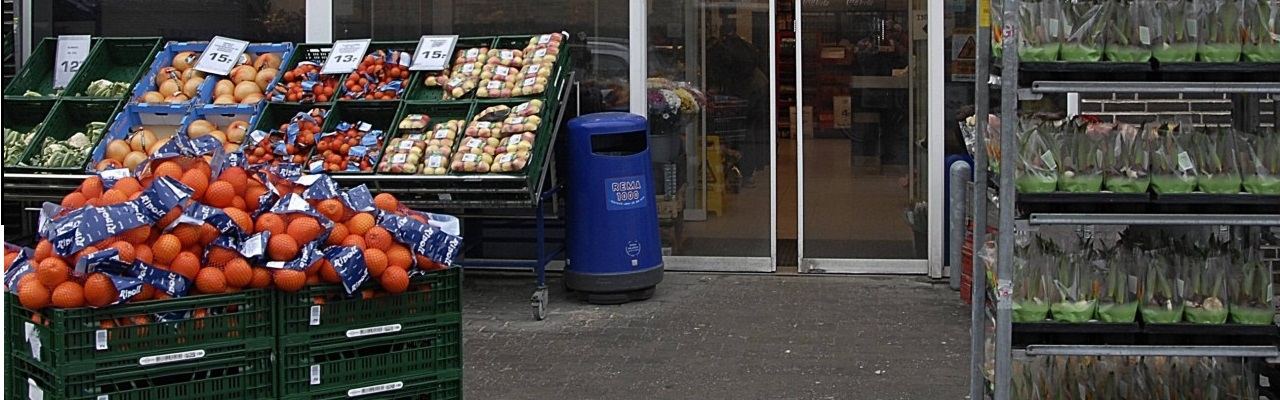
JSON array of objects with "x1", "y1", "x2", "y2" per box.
[{"x1": 968, "y1": 0, "x2": 1280, "y2": 397}]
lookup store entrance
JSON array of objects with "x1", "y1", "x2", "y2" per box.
[{"x1": 789, "y1": 0, "x2": 930, "y2": 272}]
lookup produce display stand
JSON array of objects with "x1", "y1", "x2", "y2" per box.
[{"x1": 968, "y1": 2, "x2": 1280, "y2": 398}]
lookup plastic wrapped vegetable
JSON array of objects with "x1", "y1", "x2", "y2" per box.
[
  {"x1": 1049, "y1": 243, "x2": 1101, "y2": 322},
  {"x1": 1228, "y1": 249, "x2": 1273, "y2": 324},
  {"x1": 1243, "y1": 0, "x2": 1280, "y2": 61},
  {"x1": 1013, "y1": 237, "x2": 1053, "y2": 322},
  {"x1": 1059, "y1": 117, "x2": 1111, "y2": 192},
  {"x1": 1197, "y1": 0, "x2": 1244, "y2": 61},
  {"x1": 1149, "y1": 119, "x2": 1198, "y2": 194},
  {"x1": 1181, "y1": 248, "x2": 1228, "y2": 324},
  {"x1": 1238, "y1": 127, "x2": 1280, "y2": 194},
  {"x1": 1060, "y1": 0, "x2": 1111, "y2": 61},
  {"x1": 1105, "y1": 122, "x2": 1152, "y2": 193},
  {"x1": 1020, "y1": 0, "x2": 1067, "y2": 60},
  {"x1": 1192, "y1": 128, "x2": 1241, "y2": 194},
  {"x1": 1016, "y1": 119, "x2": 1062, "y2": 193},
  {"x1": 1154, "y1": 0, "x2": 1200, "y2": 61},
  {"x1": 1108, "y1": 0, "x2": 1160, "y2": 61},
  {"x1": 1098, "y1": 246, "x2": 1140, "y2": 322},
  {"x1": 1141, "y1": 250, "x2": 1185, "y2": 323}
]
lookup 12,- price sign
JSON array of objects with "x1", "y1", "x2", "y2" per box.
[
  {"x1": 320, "y1": 39, "x2": 372, "y2": 75},
  {"x1": 410, "y1": 35, "x2": 458, "y2": 71},
  {"x1": 194, "y1": 36, "x2": 251, "y2": 76},
  {"x1": 54, "y1": 35, "x2": 92, "y2": 89}
]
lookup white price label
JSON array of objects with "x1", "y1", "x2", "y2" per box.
[
  {"x1": 527, "y1": 64, "x2": 540, "y2": 74},
  {"x1": 95, "y1": 329, "x2": 108, "y2": 350},
  {"x1": 509, "y1": 134, "x2": 522, "y2": 144},
  {"x1": 500, "y1": 153, "x2": 514, "y2": 163},
  {"x1": 435, "y1": 129, "x2": 450, "y2": 139},
  {"x1": 54, "y1": 35, "x2": 92, "y2": 88},
  {"x1": 1188, "y1": 19, "x2": 1199, "y2": 38},
  {"x1": 399, "y1": 140, "x2": 415, "y2": 150},
  {"x1": 523, "y1": 77, "x2": 537, "y2": 87},
  {"x1": 539, "y1": 34, "x2": 552, "y2": 45},
  {"x1": 193, "y1": 36, "x2": 250, "y2": 76},
  {"x1": 348, "y1": 382, "x2": 403, "y2": 397},
  {"x1": 345, "y1": 324, "x2": 402, "y2": 338},
  {"x1": 476, "y1": 121, "x2": 491, "y2": 129},
  {"x1": 1048, "y1": 19, "x2": 1060, "y2": 37},
  {"x1": 534, "y1": 48, "x2": 547, "y2": 58},
  {"x1": 462, "y1": 153, "x2": 479, "y2": 163},
  {"x1": 508, "y1": 117, "x2": 525, "y2": 125},
  {"x1": 461, "y1": 63, "x2": 476, "y2": 74},
  {"x1": 320, "y1": 39, "x2": 372, "y2": 75},
  {"x1": 310, "y1": 365, "x2": 321, "y2": 385},
  {"x1": 139, "y1": 349, "x2": 205, "y2": 366},
  {"x1": 391, "y1": 154, "x2": 408, "y2": 164},
  {"x1": 411, "y1": 35, "x2": 458, "y2": 71},
  {"x1": 1177, "y1": 151, "x2": 1195, "y2": 171},
  {"x1": 495, "y1": 66, "x2": 511, "y2": 77},
  {"x1": 309, "y1": 305, "x2": 322, "y2": 326},
  {"x1": 28, "y1": 378, "x2": 44, "y2": 400},
  {"x1": 487, "y1": 80, "x2": 503, "y2": 90},
  {"x1": 428, "y1": 155, "x2": 443, "y2": 168},
  {"x1": 1040, "y1": 151, "x2": 1058, "y2": 171},
  {"x1": 466, "y1": 138, "x2": 483, "y2": 148},
  {"x1": 1139, "y1": 26, "x2": 1152, "y2": 46}
]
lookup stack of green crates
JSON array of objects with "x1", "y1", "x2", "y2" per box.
[
  {"x1": 2, "y1": 37, "x2": 160, "y2": 173},
  {"x1": 5, "y1": 289, "x2": 276, "y2": 399},
  {"x1": 274, "y1": 268, "x2": 464, "y2": 399}
]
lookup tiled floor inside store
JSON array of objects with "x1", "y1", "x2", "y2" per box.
[{"x1": 462, "y1": 270, "x2": 971, "y2": 399}]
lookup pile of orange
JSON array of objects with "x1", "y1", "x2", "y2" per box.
[{"x1": 6, "y1": 155, "x2": 453, "y2": 312}]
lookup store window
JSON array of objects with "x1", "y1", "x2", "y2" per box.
[{"x1": 29, "y1": 1, "x2": 306, "y2": 44}]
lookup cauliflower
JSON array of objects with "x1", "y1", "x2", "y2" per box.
[{"x1": 66, "y1": 132, "x2": 90, "y2": 148}]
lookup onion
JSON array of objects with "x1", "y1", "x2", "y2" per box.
[
  {"x1": 140, "y1": 91, "x2": 165, "y2": 104},
  {"x1": 214, "y1": 79, "x2": 235, "y2": 97},
  {"x1": 173, "y1": 51, "x2": 199, "y2": 71},
  {"x1": 226, "y1": 121, "x2": 249, "y2": 143},
  {"x1": 254, "y1": 68, "x2": 278, "y2": 91},
  {"x1": 253, "y1": 53, "x2": 283, "y2": 70},
  {"x1": 165, "y1": 93, "x2": 190, "y2": 103},
  {"x1": 124, "y1": 151, "x2": 148, "y2": 170},
  {"x1": 208, "y1": 130, "x2": 228, "y2": 144},
  {"x1": 148, "y1": 137, "x2": 171, "y2": 154},
  {"x1": 95, "y1": 159, "x2": 123, "y2": 171},
  {"x1": 213, "y1": 94, "x2": 237, "y2": 105},
  {"x1": 239, "y1": 93, "x2": 264, "y2": 104},
  {"x1": 182, "y1": 77, "x2": 204, "y2": 98},
  {"x1": 154, "y1": 67, "x2": 179, "y2": 87},
  {"x1": 230, "y1": 65, "x2": 258, "y2": 85},
  {"x1": 158, "y1": 79, "x2": 182, "y2": 97},
  {"x1": 223, "y1": 142, "x2": 240, "y2": 154},
  {"x1": 128, "y1": 128, "x2": 157, "y2": 152},
  {"x1": 186, "y1": 120, "x2": 216, "y2": 138},
  {"x1": 105, "y1": 140, "x2": 131, "y2": 163},
  {"x1": 234, "y1": 81, "x2": 261, "y2": 101}
]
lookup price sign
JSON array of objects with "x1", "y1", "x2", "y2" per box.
[
  {"x1": 320, "y1": 39, "x2": 372, "y2": 75},
  {"x1": 410, "y1": 35, "x2": 458, "y2": 71},
  {"x1": 193, "y1": 36, "x2": 250, "y2": 76},
  {"x1": 54, "y1": 35, "x2": 92, "y2": 88}
]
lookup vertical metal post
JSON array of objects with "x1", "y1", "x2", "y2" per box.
[
  {"x1": 969, "y1": 0, "x2": 993, "y2": 397},
  {"x1": 950, "y1": 162, "x2": 971, "y2": 290},
  {"x1": 1231, "y1": 93, "x2": 1260, "y2": 132},
  {"x1": 994, "y1": 0, "x2": 1020, "y2": 395}
]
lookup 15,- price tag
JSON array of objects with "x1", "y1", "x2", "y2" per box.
[
  {"x1": 54, "y1": 35, "x2": 92, "y2": 89},
  {"x1": 411, "y1": 35, "x2": 459, "y2": 71},
  {"x1": 320, "y1": 39, "x2": 372, "y2": 75},
  {"x1": 194, "y1": 36, "x2": 250, "y2": 76}
]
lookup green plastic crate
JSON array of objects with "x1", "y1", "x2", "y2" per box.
[
  {"x1": 1, "y1": 99, "x2": 56, "y2": 167},
  {"x1": 12, "y1": 99, "x2": 121, "y2": 173},
  {"x1": 3, "y1": 37, "x2": 101, "y2": 99},
  {"x1": 332, "y1": 40, "x2": 420, "y2": 104},
  {"x1": 277, "y1": 314, "x2": 462, "y2": 397},
  {"x1": 6, "y1": 289, "x2": 274, "y2": 376},
  {"x1": 276, "y1": 267, "x2": 461, "y2": 343},
  {"x1": 8, "y1": 347, "x2": 274, "y2": 400},
  {"x1": 310, "y1": 101, "x2": 403, "y2": 174},
  {"x1": 378, "y1": 102, "x2": 476, "y2": 175},
  {"x1": 403, "y1": 36, "x2": 496, "y2": 103},
  {"x1": 280, "y1": 370, "x2": 462, "y2": 400},
  {"x1": 270, "y1": 43, "x2": 340, "y2": 106},
  {"x1": 63, "y1": 37, "x2": 162, "y2": 100}
]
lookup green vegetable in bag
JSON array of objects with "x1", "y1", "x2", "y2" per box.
[
  {"x1": 1197, "y1": 0, "x2": 1244, "y2": 61},
  {"x1": 1108, "y1": 0, "x2": 1160, "y2": 61},
  {"x1": 1154, "y1": 0, "x2": 1200, "y2": 61},
  {"x1": 1060, "y1": 0, "x2": 1111, "y2": 61}
]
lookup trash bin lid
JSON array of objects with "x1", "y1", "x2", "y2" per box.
[{"x1": 568, "y1": 112, "x2": 647, "y2": 135}]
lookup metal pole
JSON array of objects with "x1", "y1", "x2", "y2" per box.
[
  {"x1": 994, "y1": 0, "x2": 1020, "y2": 395},
  {"x1": 969, "y1": 0, "x2": 993, "y2": 397},
  {"x1": 949, "y1": 161, "x2": 971, "y2": 290}
]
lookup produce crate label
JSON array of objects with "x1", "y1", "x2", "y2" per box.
[
  {"x1": 308, "y1": 160, "x2": 325, "y2": 174},
  {"x1": 362, "y1": 131, "x2": 381, "y2": 146},
  {"x1": 28, "y1": 378, "x2": 44, "y2": 400},
  {"x1": 399, "y1": 140, "x2": 417, "y2": 151},
  {"x1": 96, "y1": 329, "x2": 109, "y2": 350},
  {"x1": 346, "y1": 323, "x2": 402, "y2": 338},
  {"x1": 1047, "y1": 19, "x2": 1060, "y2": 38},
  {"x1": 311, "y1": 364, "x2": 322, "y2": 385},
  {"x1": 391, "y1": 154, "x2": 409, "y2": 164},
  {"x1": 1188, "y1": 19, "x2": 1198, "y2": 38},
  {"x1": 5, "y1": 256, "x2": 35, "y2": 294},
  {"x1": 239, "y1": 232, "x2": 270, "y2": 264},
  {"x1": 100, "y1": 168, "x2": 132, "y2": 185},
  {"x1": 323, "y1": 245, "x2": 370, "y2": 295},
  {"x1": 411, "y1": 35, "x2": 458, "y2": 71},
  {"x1": 301, "y1": 175, "x2": 344, "y2": 202},
  {"x1": 183, "y1": 203, "x2": 243, "y2": 237},
  {"x1": 1139, "y1": 26, "x2": 1152, "y2": 46},
  {"x1": 310, "y1": 305, "x2": 322, "y2": 326},
  {"x1": 487, "y1": 80, "x2": 503, "y2": 90},
  {"x1": 321, "y1": 39, "x2": 372, "y2": 75},
  {"x1": 495, "y1": 66, "x2": 512, "y2": 77},
  {"x1": 539, "y1": 34, "x2": 553, "y2": 44},
  {"x1": 605, "y1": 175, "x2": 648, "y2": 211},
  {"x1": 466, "y1": 48, "x2": 481, "y2": 58},
  {"x1": 376, "y1": 212, "x2": 463, "y2": 268},
  {"x1": 343, "y1": 185, "x2": 378, "y2": 212},
  {"x1": 194, "y1": 36, "x2": 251, "y2": 76},
  {"x1": 462, "y1": 153, "x2": 479, "y2": 163},
  {"x1": 466, "y1": 138, "x2": 484, "y2": 148},
  {"x1": 462, "y1": 63, "x2": 476, "y2": 74},
  {"x1": 408, "y1": 133, "x2": 425, "y2": 141},
  {"x1": 132, "y1": 260, "x2": 191, "y2": 297},
  {"x1": 1177, "y1": 151, "x2": 1195, "y2": 171},
  {"x1": 139, "y1": 349, "x2": 206, "y2": 366},
  {"x1": 527, "y1": 64, "x2": 541, "y2": 74},
  {"x1": 1040, "y1": 151, "x2": 1057, "y2": 171},
  {"x1": 447, "y1": 77, "x2": 465, "y2": 87},
  {"x1": 74, "y1": 247, "x2": 122, "y2": 275},
  {"x1": 349, "y1": 382, "x2": 404, "y2": 397},
  {"x1": 427, "y1": 155, "x2": 444, "y2": 168},
  {"x1": 54, "y1": 34, "x2": 91, "y2": 88},
  {"x1": 534, "y1": 48, "x2": 548, "y2": 58}
]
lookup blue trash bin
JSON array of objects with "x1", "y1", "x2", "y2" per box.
[{"x1": 564, "y1": 112, "x2": 663, "y2": 303}]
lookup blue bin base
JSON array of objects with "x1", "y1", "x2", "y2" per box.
[{"x1": 564, "y1": 264, "x2": 664, "y2": 303}]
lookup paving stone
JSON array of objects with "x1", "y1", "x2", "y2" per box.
[{"x1": 463, "y1": 271, "x2": 971, "y2": 399}]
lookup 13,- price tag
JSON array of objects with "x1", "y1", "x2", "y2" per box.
[
  {"x1": 194, "y1": 36, "x2": 250, "y2": 76},
  {"x1": 411, "y1": 35, "x2": 458, "y2": 71},
  {"x1": 321, "y1": 39, "x2": 372, "y2": 75},
  {"x1": 54, "y1": 35, "x2": 92, "y2": 89}
]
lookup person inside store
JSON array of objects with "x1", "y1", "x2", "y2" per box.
[{"x1": 707, "y1": 21, "x2": 769, "y2": 188}]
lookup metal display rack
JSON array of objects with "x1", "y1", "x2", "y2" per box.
[{"x1": 967, "y1": 1, "x2": 1280, "y2": 398}]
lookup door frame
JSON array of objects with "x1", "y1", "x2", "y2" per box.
[{"x1": 792, "y1": 0, "x2": 943, "y2": 276}]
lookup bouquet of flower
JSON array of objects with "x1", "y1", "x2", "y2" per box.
[
  {"x1": 646, "y1": 78, "x2": 705, "y2": 136},
  {"x1": 1181, "y1": 246, "x2": 1229, "y2": 324},
  {"x1": 1243, "y1": 0, "x2": 1280, "y2": 61},
  {"x1": 1228, "y1": 247, "x2": 1274, "y2": 324},
  {"x1": 1098, "y1": 246, "x2": 1141, "y2": 322},
  {"x1": 1108, "y1": 0, "x2": 1160, "y2": 61},
  {"x1": 1061, "y1": 0, "x2": 1112, "y2": 61},
  {"x1": 1142, "y1": 249, "x2": 1185, "y2": 323},
  {"x1": 1192, "y1": 127, "x2": 1242, "y2": 194},
  {"x1": 1198, "y1": 0, "x2": 1245, "y2": 62},
  {"x1": 1049, "y1": 241, "x2": 1102, "y2": 322},
  {"x1": 1149, "y1": 118, "x2": 1198, "y2": 194},
  {"x1": 1238, "y1": 127, "x2": 1280, "y2": 194},
  {"x1": 1013, "y1": 237, "x2": 1054, "y2": 322},
  {"x1": 1106, "y1": 122, "x2": 1152, "y2": 193},
  {"x1": 1154, "y1": 0, "x2": 1200, "y2": 61},
  {"x1": 1058, "y1": 116, "x2": 1111, "y2": 192},
  {"x1": 1012, "y1": 0, "x2": 1067, "y2": 60},
  {"x1": 1017, "y1": 118, "x2": 1063, "y2": 193}
]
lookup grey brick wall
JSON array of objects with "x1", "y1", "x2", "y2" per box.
[{"x1": 1079, "y1": 93, "x2": 1276, "y2": 127}]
